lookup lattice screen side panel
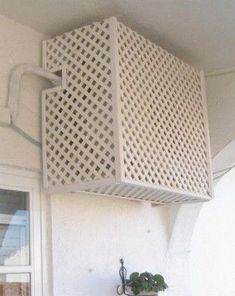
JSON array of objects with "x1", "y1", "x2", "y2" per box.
[
  {"x1": 84, "y1": 183, "x2": 210, "y2": 204},
  {"x1": 42, "y1": 19, "x2": 116, "y2": 188},
  {"x1": 117, "y1": 21, "x2": 211, "y2": 198}
]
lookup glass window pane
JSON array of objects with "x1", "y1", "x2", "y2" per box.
[
  {"x1": 0, "y1": 273, "x2": 30, "y2": 296},
  {"x1": 0, "y1": 189, "x2": 30, "y2": 266}
]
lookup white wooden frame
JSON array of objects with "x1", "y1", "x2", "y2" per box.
[
  {"x1": 0, "y1": 165, "x2": 47, "y2": 296},
  {"x1": 42, "y1": 17, "x2": 213, "y2": 204}
]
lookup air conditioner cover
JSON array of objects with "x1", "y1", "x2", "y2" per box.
[{"x1": 42, "y1": 17, "x2": 213, "y2": 204}]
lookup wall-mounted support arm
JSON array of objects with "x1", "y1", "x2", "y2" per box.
[{"x1": 166, "y1": 203, "x2": 203, "y2": 296}]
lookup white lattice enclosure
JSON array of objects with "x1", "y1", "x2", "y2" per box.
[{"x1": 42, "y1": 17, "x2": 213, "y2": 204}]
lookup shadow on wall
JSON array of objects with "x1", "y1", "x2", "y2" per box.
[{"x1": 190, "y1": 167, "x2": 235, "y2": 296}]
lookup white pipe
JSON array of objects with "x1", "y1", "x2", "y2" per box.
[
  {"x1": 0, "y1": 107, "x2": 11, "y2": 126},
  {"x1": 8, "y1": 63, "x2": 61, "y2": 122},
  {"x1": 0, "y1": 63, "x2": 62, "y2": 147}
]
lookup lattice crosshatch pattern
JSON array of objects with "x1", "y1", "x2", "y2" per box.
[
  {"x1": 42, "y1": 17, "x2": 213, "y2": 204},
  {"x1": 43, "y1": 19, "x2": 116, "y2": 188}
]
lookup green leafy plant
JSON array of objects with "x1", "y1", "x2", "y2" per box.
[{"x1": 126, "y1": 272, "x2": 168, "y2": 295}]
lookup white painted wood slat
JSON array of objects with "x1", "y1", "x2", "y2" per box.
[{"x1": 42, "y1": 17, "x2": 213, "y2": 204}]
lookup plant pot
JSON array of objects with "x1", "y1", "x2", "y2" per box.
[
  {"x1": 126, "y1": 287, "x2": 158, "y2": 296},
  {"x1": 137, "y1": 292, "x2": 158, "y2": 296},
  {"x1": 138, "y1": 293, "x2": 158, "y2": 296}
]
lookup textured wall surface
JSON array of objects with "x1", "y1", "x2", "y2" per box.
[
  {"x1": 50, "y1": 194, "x2": 169, "y2": 296},
  {"x1": 190, "y1": 168, "x2": 235, "y2": 296},
  {"x1": 206, "y1": 72, "x2": 235, "y2": 157},
  {"x1": 0, "y1": 15, "x2": 47, "y2": 170},
  {"x1": 0, "y1": 15, "x2": 170, "y2": 296},
  {"x1": 0, "y1": 13, "x2": 234, "y2": 296}
]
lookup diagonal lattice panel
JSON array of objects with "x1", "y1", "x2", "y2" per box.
[
  {"x1": 117, "y1": 21, "x2": 210, "y2": 197},
  {"x1": 43, "y1": 19, "x2": 116, "y2": 188},
  {"x1": 42, "y1": 17, "x2": 213, "y2": 203}
]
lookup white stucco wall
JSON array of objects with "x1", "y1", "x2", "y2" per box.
[
  {"x1": 206, "y1": 72, "x2": 235, "y2": 157},
  {"x1": 1, "y1": 13, "x2": 235, "y2": 296},
  {"x1": 50, "y1": 194, "x2": 169, "y2": 296},
  {"x1": 0, "y1": 14, "x2": 47, "y2": 170},
  {"x1": 190, "y1": 168, "x2": 235, "y2": 296},
  {"x1": 0, "y1": 15, "x2": 170, "y2": 296}
]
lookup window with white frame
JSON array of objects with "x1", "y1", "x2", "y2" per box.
[{"x1": 0, "y1": 168, "x2": 43, "y2": 296}]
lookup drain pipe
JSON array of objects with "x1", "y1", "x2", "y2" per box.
[{"x1": 0, "y1": 63, "x2": 62, "y2": 146}]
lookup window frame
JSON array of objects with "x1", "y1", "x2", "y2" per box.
[{"x1": 0, "y1": 165, "x2": 44, "y2": 296}]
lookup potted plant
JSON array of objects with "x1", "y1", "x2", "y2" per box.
[
  {"x1": 125, "y1": 272, "x2": 168, "y2": 296},
  {"x1": 117, "y1": 259, "x2": 168, "y2": 296}
]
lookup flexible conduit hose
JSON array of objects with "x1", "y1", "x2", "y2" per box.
[{"x1": 6, "y1": 63, "x2": 62, "y2": 146}]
